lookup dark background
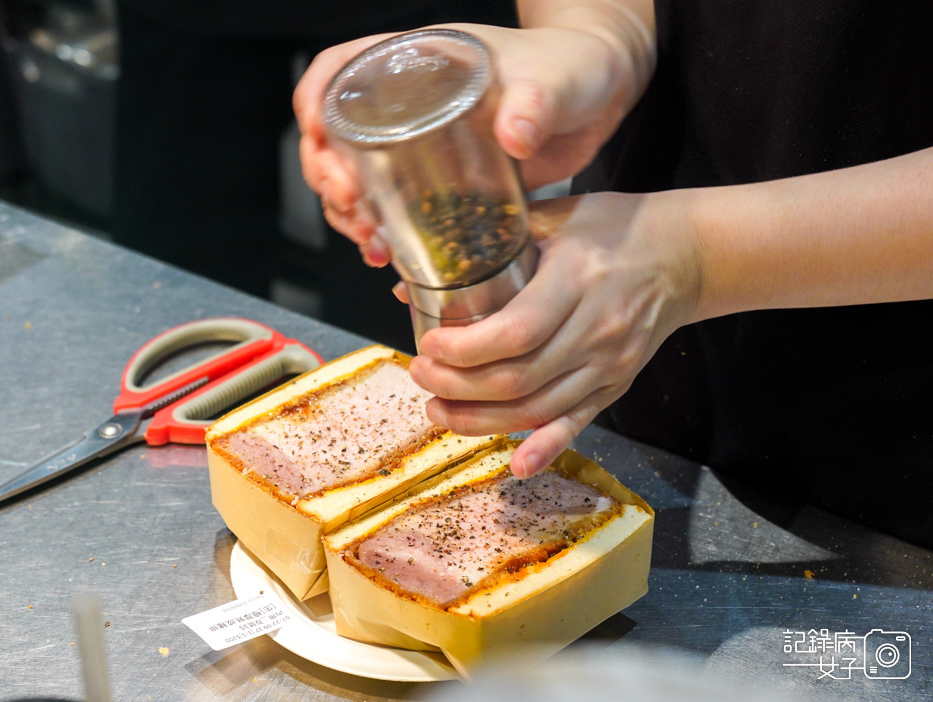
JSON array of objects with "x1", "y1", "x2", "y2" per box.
[{"x1": 0, "y1": 0, "x2": 519, "y2": 355}]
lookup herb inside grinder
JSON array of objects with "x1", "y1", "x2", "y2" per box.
[{"x1": 409, "y1": 190, "x2": 524, "y2": 285}]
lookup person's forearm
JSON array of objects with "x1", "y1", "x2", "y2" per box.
[
  {"x1": 517, "y1": 0, "x2": 657, "y2": 112},
  {"x1": 691, "y1": 146, "x2": 933, "y2": 321}
]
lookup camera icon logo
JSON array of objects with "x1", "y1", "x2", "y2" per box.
[{"x1": 863, "y1": 629, "x2": 911, "y2": 679}]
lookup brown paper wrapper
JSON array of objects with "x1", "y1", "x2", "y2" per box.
[
  {"x1": 324, "y1": 439, "x2": 654, "y2": 678},
  {"x1": 205, "y1": 345, "x2": 499, "y2": 600}
]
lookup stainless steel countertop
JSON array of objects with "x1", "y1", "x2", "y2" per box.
[{"x1": 1, "y1": 201, "x2": 930, "y2": 701}]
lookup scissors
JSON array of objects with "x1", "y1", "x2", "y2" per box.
[{"x1": 0, "y1": 317, "x2": 323, "y2": 505}]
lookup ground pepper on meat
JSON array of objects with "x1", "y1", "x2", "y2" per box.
[
  {"x1": 345, "y1": 467, "x2": 623, "y2": 610},
  {"x1": 209, "y1": 358, "x2": 441, "y2": 503}
]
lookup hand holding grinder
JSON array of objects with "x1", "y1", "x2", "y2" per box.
[{"x1": 323, "y1": 29, "x2": 538, "y2": 349}]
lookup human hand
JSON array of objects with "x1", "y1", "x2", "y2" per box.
[
  {"x1": 406, "y1": 191, "x2": 704, "y2": 478},
  {"x1": 293, "y1": 32, "x2": 397, "y2": 267},
  {"x1": 293, "y1": 20, "x2": 654, "y2": 267}
]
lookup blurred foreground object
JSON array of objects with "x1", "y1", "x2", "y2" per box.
[
  {"x1": 73, "y1": 592, "x2": 112, "y2": 702},
  {"x1": 425, "y1": 644, "x2": 801, "y2": 702}
]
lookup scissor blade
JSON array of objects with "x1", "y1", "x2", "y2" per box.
[{"x1": 0, "y1": 412, "x2": 143, "y2": 505}]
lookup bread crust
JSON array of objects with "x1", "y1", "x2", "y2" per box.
[
  {"x1": 323, "y1": 440, "x2": 654, "y2": 677},
  {"x1": 206, "y1": 345, "x2": 499, "y2": 599}
]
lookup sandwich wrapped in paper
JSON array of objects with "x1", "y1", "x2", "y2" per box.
[
  {"x1": 323, "y1": 438, "x2": 654, "y2": 678},
  {"x1": 205, "y1": 345, "x2": 498, "y2": 600}
]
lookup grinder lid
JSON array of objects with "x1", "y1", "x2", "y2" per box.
[{"x1": 323, "y1": 29, "x2": 492, "y2": 146}]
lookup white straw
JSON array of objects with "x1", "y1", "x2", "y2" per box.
[{"x1": 73, "y1": 592, "x2": 112, "y2": 702}]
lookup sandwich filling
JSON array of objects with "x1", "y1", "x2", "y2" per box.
[
  {"x1": 210, "y1": 359, "x2": 439, "y2": 499},
  {"x1": 347, "y1": 468, "x2": 622, "y2": 608}
]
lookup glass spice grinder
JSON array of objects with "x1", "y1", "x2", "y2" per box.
[{"x1": 323, "y1": 28, "x2": 538, "y2": 349}]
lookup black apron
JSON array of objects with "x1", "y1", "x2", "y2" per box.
[{"x1": 574, "y1": 0, "x2": 933, "y2": 547}]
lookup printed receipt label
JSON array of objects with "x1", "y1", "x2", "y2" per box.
[{"x1": 182, "y1": 591, "x2": 291, "y2": 651}]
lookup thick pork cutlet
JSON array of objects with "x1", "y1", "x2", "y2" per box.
[
  {"x1": 212, "y1": 360, "x2": 436, "y2": 498},
  {"x1": 354, "y1": 470, "x2": 618, "y2": 607}
]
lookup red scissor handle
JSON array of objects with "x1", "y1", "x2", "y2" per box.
[
  {"x1": 144, "y1": 341, "x2": 322, "y2": 446},
  {"x1": 112, "y1": 318, "x2": 324, "y2": 445},
  {"x1": 114, "y1": 318, "x2": 281, "y2": 413}
]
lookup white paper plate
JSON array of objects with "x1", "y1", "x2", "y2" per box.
[{"x1": 228, "y1": 540, "x2": 455, "y2": 682}]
